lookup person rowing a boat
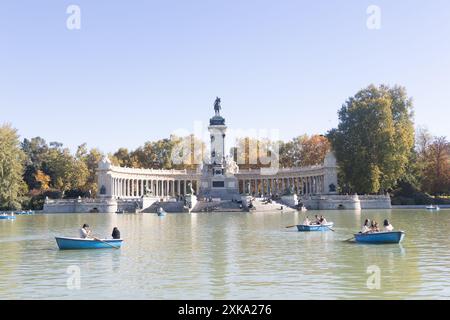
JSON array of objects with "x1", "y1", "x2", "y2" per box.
[
  {"x1": 383, "y1": 219, "x2": 394, "y2": 232},
  {"x1": 112, "y1": 227, "x2": 121, "y2": 239},
  {"x1": 361, "y1": 219, "x2": 371, "y2": 233},
  {"x1": 302, "y1": 216, "x2": 311, "y2": 226},
  {"x1": 314, "y1": 215, "x2": 321, "y2": 225},
  {"x1": 80, "y1": 224, "x2": 92, "y2": 239},
  {"x1": 320, "y1": 216, "x2": 328, "y2": 225}
]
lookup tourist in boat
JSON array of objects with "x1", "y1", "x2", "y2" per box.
[
  {"x1": 303, "y1": 216, "x2": 311, "y2": 226},
  {"x1": 361, "y1": 219, "x2": 371, "y2": 233},
  {"x1": 370, "y1": 221, "x2": 380, "y2": 232},
  {"x1": 314, "y1": 215, "x2": 321, "y2": 225},
  {"x1": 383, "y1": 219, "x2": 394, "y2": 232},
  {"x1": 112, "y1": 227, "x2": 121, "y2": 239},
  {"x1": 79, "y1": 224, "x2": 92, "y2": 239},
  {"x1": 320, "y1": 216, "x2": 328, "y2": 225}
]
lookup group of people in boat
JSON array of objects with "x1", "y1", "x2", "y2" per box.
[
  {"x1": 361, "y1": 219, "x2": 394, "y2": 233},
  {"x1": 79, "y1": 224, "x2": 121, "y2": 240},
  {"x1": 302, "y1": 215, "x2": 328, "y2": 226}
]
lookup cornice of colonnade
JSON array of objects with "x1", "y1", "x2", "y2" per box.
[
  {"x1": 106, "y1": 165, "x2": 202, "y2": 180},
  {"x1": 235, "y1": 165, "x2": 328, "y2": 179}
]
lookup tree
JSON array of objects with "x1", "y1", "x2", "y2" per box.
[
  {"x1": 83, "y1": 148, "x2": 104, "y2": 196},
  {"x1": 42, "y1": 143, "x2": 89, "y2": 193},
  {"x1": 0, "y1": 124, "x2": 26, "y2": 209},
  {"x1": 420, "y1": 136, "x2": 450, "y2": 195},
  {"x1": 22, "y1": 137, "x2": 49, "y2": 190},
  {"x1": 34, "y1": 170, "x2": 51, "y2": 190},
  {"x1": 232, "y1": 137, "x2": 277, "y2": 170},
  {"x1": 328, "y1": 84, "x2": 415, "y2": 194},
  {"x1": 113, "y1": 148, "x2": 132, "y2": 167}
]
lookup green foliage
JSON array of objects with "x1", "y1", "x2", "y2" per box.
[
  {"x1": 328, "y1": 84, "x2": 415, "y2": 194},
  {"x1": 0, "y1": 124, "x2": 26, "y2": 209}
]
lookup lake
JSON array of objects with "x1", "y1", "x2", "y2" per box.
[{"x1": 1, "y1": 209, "x2": 449, "y2": 299}]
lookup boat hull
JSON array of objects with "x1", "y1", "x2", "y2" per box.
[
  {"x1": 354, "y1": 231, "x2": 405, "y2": 244},
  {"x1": 55, "y1": 237, "x2": 123, "y2": 250},
  {"x1": 297, "y1": 223, "x2": 334, "y2": 232},
  {"x1": 0, "y1": 216, "x2": 16, "y2": 220}
]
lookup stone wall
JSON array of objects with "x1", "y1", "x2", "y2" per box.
[
  {"x1": 43, "y1": 198, "x2": 117, "y2": 213},
  {"x1": 359, "y1": 195, "x2": 392, "y2": 209},
  {"x1": 297, "y1": 194, "x2": 391, "y2": 210}
]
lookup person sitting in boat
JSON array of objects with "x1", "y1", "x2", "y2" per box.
[
  {"x1": 383, "y1": 219, "x2": 394, "y2": 232},
  {"x1": 112, "y1": 227, "x2": 121, "y2": 239},
  {"x1": 361, "y1": 219, "x2": 371, "y2": 233},
  {"x1": 370, "y1": 221, "x2": 380, "y2": 232},
  {"x1": 80, "y1": 224, "x2": 92, "y2": 239},
  {"x1": 303, "y1": 216, "x2": 311, "y2": 226},
  {"x1": 320, "y1": 216, "x2": 328, "y2": 225},
  {"x1": 314, "y1": 215, "x2": 321, "y2": 225}
]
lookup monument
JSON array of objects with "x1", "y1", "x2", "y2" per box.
[
  {"x1": 198, "y1": 97, "x2": 241, "y2": 201},
  {"x1": 42, "y1": 96, "x2": 391, "y2": 214}
]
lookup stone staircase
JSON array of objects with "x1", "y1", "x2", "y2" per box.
[
  {"x1": 192, "y1": 200, "x2": 243, "y2": 213},
  {"x1": 140, "y1": 201, "x2": 186, "y2": 213},
  {"x1": 251, "y1": 198, "x2": 297, "y2": 213}
]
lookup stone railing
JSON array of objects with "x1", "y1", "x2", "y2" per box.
[
  {"x1": 109, "y1": 165, "x2": 198, "y2": 175},
  {"x1": 358, "y1": 194, "x2": 391, "y2": 200}
]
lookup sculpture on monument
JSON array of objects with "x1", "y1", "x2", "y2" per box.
[
  {"x1": 144, "y1": 186, "x2": 153, "y2": 197},
  {"x1": 186, "y1": 182, "x2": 195, "y2": 195},
  {"x1": 283, "y1": 185, "x2": 295, "y2": 196},
  {"x1": 246, "y1": 181, "x2": 252, "y2": 195},
  {"x1": 225, "y1": 156, "x2": 239, "y2": 175},
  {"x1": 214, "y1": 97, "x2": 221, "y2": 115}
]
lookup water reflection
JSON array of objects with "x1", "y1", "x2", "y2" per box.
[{"x1": 1, "y1": 210, "x2": 450, "y2": 299}]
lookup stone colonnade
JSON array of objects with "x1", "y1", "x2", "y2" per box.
[
  {"x1": 110, "y1": 176, "x2": 201, "y2": 198},
  {"x1": 236, "y1": 174, "x2": 326, "y2": 196},
  {"x1": 100, "y1": 165, "x2": 334, "y2": 199}
]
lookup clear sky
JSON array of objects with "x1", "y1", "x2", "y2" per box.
[{"x1": 1, "y1": 0, "x2": 449, "y2": 153}]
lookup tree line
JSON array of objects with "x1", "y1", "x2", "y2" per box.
[{"x1": 1, "y1": 84, "x2": 449, "y2": 209}]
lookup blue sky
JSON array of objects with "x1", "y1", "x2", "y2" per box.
[{"x1": 1, "y1": 0, "x2": 449, "y2": 153}]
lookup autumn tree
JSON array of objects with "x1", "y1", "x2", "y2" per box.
[
  {"x1": 34, "y1": 170, "x2": 51, "y2": 190},
  {"x1": 279, "y1": 135, "x2": 330, "y2": 168},
  {"x1": 420, "y1": 136, "x2": 450, "y2": 195}
]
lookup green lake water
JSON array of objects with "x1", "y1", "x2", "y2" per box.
[{"x1": 1, "y1": 209, "x2": 449, "y2": 300}]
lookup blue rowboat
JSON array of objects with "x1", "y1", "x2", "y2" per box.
[
  {"x1": 297, "y1": 223, "x2": 334, "y2": 232},
  {"x1": 55, "y1": 237, "x2": 123, "y2": 250},
  {"x1": 0, "y1": 215, "x2": 16, "y2": 220},
  {"x1": 354, "y1": 231, "x2": 405, "y2": 244},
  {"x1": 15, "y1": 210, "x2": 34, "y2": 215}
]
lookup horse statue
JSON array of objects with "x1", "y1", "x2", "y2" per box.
[{"x1": 214, "y1": 97, "x2": 221, "y2": 115}]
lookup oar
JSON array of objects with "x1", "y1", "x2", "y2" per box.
[
  {"x1": 325, "y1": 225, "x2": 336, "y2": 232},
  {"x1": 93, "y1": 237, "x2": 120, "y2": 249},
  {"x1": 285, "y1": 225, "x2": 297, "y2": 229},
  {"x1": 343, "y1": 236, "x2": 355, "y2": 242}
]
